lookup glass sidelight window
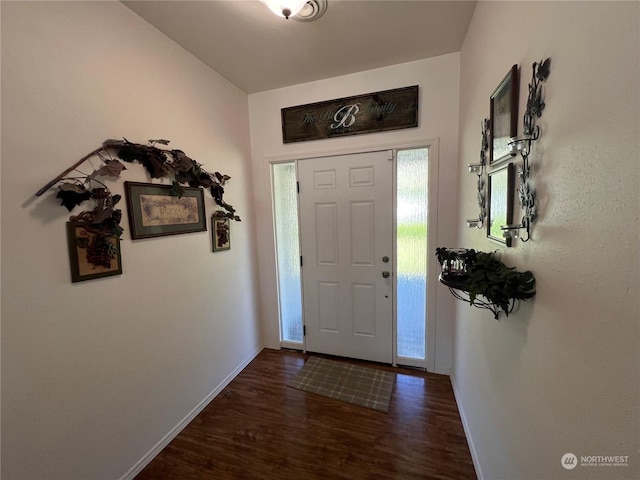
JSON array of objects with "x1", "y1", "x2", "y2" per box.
[
  {"x1": 396, "y1": 148, "x2": 428, "y2": 361},
  {"x1": 272, "y1": 162, "x2": 303, "y2": 344}
]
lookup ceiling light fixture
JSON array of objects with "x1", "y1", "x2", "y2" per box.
[{"x1": 262, "y1": 0, "x2": 327, "y2": 21}]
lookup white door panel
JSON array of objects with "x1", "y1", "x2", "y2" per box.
[{"x1": 298, "y1": 151, "x2": 393, "y2": 363}]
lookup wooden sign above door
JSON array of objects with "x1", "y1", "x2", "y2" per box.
[{"x1": 281, "y1": 85, "x2": 419, "y2": 144}]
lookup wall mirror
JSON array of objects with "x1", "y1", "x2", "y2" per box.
[
  {"x1": 490, "y1": 64, "x2": 519, "y2": 165},
  {"x1": 487, "y1": 162, "x2": 515, "y2": 246}
]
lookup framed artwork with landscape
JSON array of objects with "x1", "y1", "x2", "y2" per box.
[{"x1": 125, "y1": 182, "x2": 206, "y2": 239}]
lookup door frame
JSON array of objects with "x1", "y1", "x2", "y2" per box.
[{"x1": 269, "y1": 138, "x2": 440, "y2": 372}]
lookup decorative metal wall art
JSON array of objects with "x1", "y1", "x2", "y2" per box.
[
  {"x1": 281, "y1": 86, "x2": 418, "y2": 143},
  {"x1": 466, "y1": 118, "x2": 490, "y2": 228},
  {"x1": 501, "y1": 58, "x2": 551, "y2": 242}
]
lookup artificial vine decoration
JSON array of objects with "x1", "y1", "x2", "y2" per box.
[
  {"x1": 436, "y1": 247, "x2": 536, "y2": 319},
  {"x1": 35, "y1": 138, "x2": 241, "y2": 239}
]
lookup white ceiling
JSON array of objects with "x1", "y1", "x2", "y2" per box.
[{"x1": 123, "y1": 0, "x2": 477, "y2": 94}]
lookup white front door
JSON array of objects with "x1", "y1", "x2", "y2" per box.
[{"x1": 298, "y1": 151, "x2": 393, "y2": 363}]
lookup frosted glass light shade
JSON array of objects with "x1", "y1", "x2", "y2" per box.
[{"x1": 263, "y1": 0, "x2": 308, "y2": 18}]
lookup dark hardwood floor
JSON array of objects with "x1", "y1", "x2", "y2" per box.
[{"x1": 135, "y1": 349, "x2": 477, "y2": 479}]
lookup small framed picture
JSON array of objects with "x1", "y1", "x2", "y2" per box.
[
  {"x1": 490, "y1": 64, "x2": 519, "y2": 165},
  {"x1": 212, "y1": 217, "x2": 231, "y2": 252},
  {"x1": 487, "y1": 163, "x2": 515, "y2": 247},
  {"x1": 67, "y1": 222, "x2": 122, "y2": 282}
]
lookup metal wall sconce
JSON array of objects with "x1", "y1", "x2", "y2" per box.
[
  {"x1": 500, "y1": 58, "x2": 551, "y2": 242},
  {"x1": 467, "y1": 118, "x2": 490, "y2": 229}
]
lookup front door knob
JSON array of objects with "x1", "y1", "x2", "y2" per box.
[{"x1": 382, "y1": 270, "x2": 390, "y2": 279}]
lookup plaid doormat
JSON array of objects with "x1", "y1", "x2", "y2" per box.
[{"x1": 288, "y1": 356, "x2": 395, "y2": 412}]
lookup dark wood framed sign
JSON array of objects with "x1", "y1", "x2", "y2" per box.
[
  {"x1": 281, "y1": 85, "x2": 419, "y2": 143},
  {"x1": 490, "y1": 65, "x2": 519, "y2": 165}
]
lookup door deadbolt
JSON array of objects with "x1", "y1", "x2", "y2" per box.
[
  {"x1": 382, "y1": 256, "x2": 390, "y2": 263},
  {"x1": 382, "y1": 270, "x2": 390, "y2": 279}
]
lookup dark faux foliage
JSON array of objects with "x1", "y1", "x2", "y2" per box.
[
  {"x1": 436, "y1": 247, "x2": 536, "y2": 317},
  {"x1": 467, "y1": 252, "x2": 535, "y2": 314},
  {"x1": 52, "y1": 138, "x2": 240, "y2": 238},
  {"x1": 90, "y1": 159, "x2": 127, "y2": 178},
  {"x1": 57, "y1": 183, "x2": 92, "y2": 211}
]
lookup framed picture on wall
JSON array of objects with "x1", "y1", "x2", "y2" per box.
[
  {"x1": 67, "y1": 222, "x2": 122, "y2": 282},
  {"x1": 490, "y1": 64, "x2": 519, "y2": 165},
  {"x1": 125, "y1": 182, "x2": 206, "y2": 239},
  {"x1": 487, "y1": 163, "x2": 515, "y2": 247},
  {"x1": 212, "y1": 216, "x2": 231, "y2": 252}
]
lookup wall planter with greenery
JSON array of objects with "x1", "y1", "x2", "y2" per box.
[{"x1": 436, "y1": 247, "x2": 535, "y2": 319}]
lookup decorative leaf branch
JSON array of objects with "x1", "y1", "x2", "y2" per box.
[{"x1": 36, "y1": 138, "x2": 241, "y2": 238}]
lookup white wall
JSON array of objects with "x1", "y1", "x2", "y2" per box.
[
  {"x1": 248, "y1": 54, "x2": 460, "y2": 373},
  {"x1": 1, "y1": 2, "x2": 261, "y2": 479},
  {"x1": 454, "y1": 2, "x2": 639, "y2": 479}
]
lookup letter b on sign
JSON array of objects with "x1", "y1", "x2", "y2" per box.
[{"x1": 330, "y1": 104, "x2": 360, "y2": 129}]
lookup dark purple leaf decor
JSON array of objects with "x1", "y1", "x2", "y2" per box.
[{"x1": 36, "y1": 138, "x2": 241, "y2": 242}]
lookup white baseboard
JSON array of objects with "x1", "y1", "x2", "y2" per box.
[
  {"x1": 119, "y1": 344, "x2": 264, "y2": 480},
  {"x1": 450, "y1": 372, "x2": 483, "y2": 480}
]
